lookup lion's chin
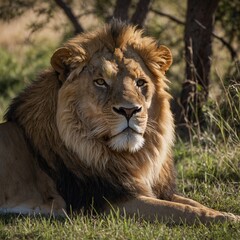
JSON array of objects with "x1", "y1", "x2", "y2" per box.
[{"x1": 108, "y1": 129, "x2": 145, "y2": 153}]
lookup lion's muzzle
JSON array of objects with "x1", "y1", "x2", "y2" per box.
[{"x1": 112, "y1": 106, "x2": 142, "y2": 121}]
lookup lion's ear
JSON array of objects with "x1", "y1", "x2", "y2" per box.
[
  {"x1": 157, "y1": 45, "x2": 172, "y2": 73},
  {"x1": 51, "y1": 47, "x2": 73, "y2": 82}
]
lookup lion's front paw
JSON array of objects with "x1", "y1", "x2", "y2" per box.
[{"x1": 222, "y1": 212, "x2": 240, "y2": 223}]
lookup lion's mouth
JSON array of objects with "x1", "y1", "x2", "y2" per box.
[
  {"x1": 110, "y1": 127, "x2": 142, "y2": 139},
  {"x1": 106, "y1": 126, "x2": 145, "y2": 152},
  {"x1": 101, "y1": 128, "x2": 138, "y2": 143}
]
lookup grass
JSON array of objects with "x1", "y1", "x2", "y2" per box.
[
  {"x1": 0, "y1": 206, "x2": 240, "y2": 240},
  {"x1": 0, "y1": 46, "x2": 240, "y2": 239},
  {"x1": 0, "y1": 204, "x2": 239, "y2": 239}
]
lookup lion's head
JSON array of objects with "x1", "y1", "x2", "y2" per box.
[{"x1": 49, "y1": 20, "x2": 173, "y2": 169}]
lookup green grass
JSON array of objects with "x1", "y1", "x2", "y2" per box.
[{"x1": 0, "y1": 210, "x2": 239, "y2": 240}]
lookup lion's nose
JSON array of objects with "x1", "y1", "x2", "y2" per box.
[{"x1": 113, "y1": 106, "x2": 142, "y2": 120}]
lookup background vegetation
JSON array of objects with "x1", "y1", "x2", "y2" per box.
[{"x1": 0, "y1": 0, "x2": 239, "y2": 238}]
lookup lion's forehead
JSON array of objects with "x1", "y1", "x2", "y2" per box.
[
  {"x1": 101, "y1": 59, "x2": 118, "y2": 79},
  {"x1": 102, "y1": 58, "x2": 142, "y2": 80},
  {"x1": 90, "y1": 47, "x2": 151, "y2": 81}
]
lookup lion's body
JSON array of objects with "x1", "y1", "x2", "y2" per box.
[
  {"x1": 0, "y1": 21, "x2": 239, "y2": 224},
  {"x1": 0, "y1": 122, "x2": 65, "y2": 214}
]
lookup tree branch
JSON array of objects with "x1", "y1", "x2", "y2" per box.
[
  {"x1": 150, "y1": 8, "x2": 237, "y2": 60},
  {"x1": 54, "y1": 0, "x2": 84, "y2": 34},
  {"x1": 131, "y1": 0, "x2": 152, "y2": 27},
  {"x1": 150, "y1": 8, "x2": 184, "y2": 25}
]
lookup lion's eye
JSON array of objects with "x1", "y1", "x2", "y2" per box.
[
  {"x1": 136, "y1": 79, "x2": 146, "y2": 87},
  {"x1": 94, "y1": 78, "x2": 107, "y2": 88}
]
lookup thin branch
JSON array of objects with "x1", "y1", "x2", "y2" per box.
[
  {"x1": 76, "y1": 10, "x2": 96, "y2": 19},
  {"x1": 211, "y1": 33, "x2": 237, "y2": 60},
  {"x1": 150, "y1": 8, "x2": 238, "y2": 60},
  {"x1": 150, "y1": 8, "x2": 184, "y2": 25},
  {"x1": 54, "y1": 0, "x2": 84, "y2": 34}
]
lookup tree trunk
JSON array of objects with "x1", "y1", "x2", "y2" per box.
[
  {"x1": 113, "y1": 0, "x2": 151, "y2": 28},
  {"x1": 177, "y1": 0, "x2": 220, "y2": 137},
  {"x1": 113, "y1": 0, "x2": 132, "y2": 21}
]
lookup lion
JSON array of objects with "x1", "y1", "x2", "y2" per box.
[{"x1": 0, "y1": 20, "x2": 239, "y2": 224}]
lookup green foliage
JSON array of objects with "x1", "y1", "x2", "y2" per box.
[
  {"x1": 216, "y1": 0, "x2": 240, "y2": 43},
  {"x1": 0, "y1": 44, "x2": 54, "y2": 93},
  {"x1": 0, "y1": 48, "x2": 22, "y2": 98},
  {"x1": 0, "y1": 43, "x2": 56, "y2": 121}
]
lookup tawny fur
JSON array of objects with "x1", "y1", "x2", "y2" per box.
[{"x1": 0, "y1": 20, "x2": 239, "y2": 224}]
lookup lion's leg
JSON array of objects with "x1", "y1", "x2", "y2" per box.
[
  {"x1": 172, "y1": 194, "x2": 212, "y2": 210},
  {"x1": 0, "y1": 203, "x2": 65, "y2": 216},
  {"x1": 106, "y1": 196, "x2": 239, "y2": 225}
]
